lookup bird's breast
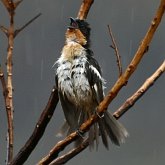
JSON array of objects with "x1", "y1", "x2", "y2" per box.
[{"x1": 56, "y1": 47, "x2": 92, "y2": 106}]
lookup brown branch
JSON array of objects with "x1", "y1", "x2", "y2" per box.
[
  {"x1": 49, "y1": 138, "x2": 89, "y2": 165},
  {"x1": 10, "y1": 87, "x2": 59, "y2": 165},
  {"x1": 113, "y1": 60, "x2": 165, "y2": 119},
  {"x1": 50, "y1": 60, "x2": 165, "y2": 165},
  {"x1": 77, "y1": 0, "x2": 94, "y2": 20},
  {"x1": 1, "y1": 2, "x2": 42, "y2": 163},
  {"x1": 37, "y1": 131, "x2": 79, "y2": 165},
  {"x1": 0, "y1": 1, "x2": 15, "y2": 162},
  {"x1": 14, "y1": 13, "x2": 42, "y2": 37},
  {"x1": 0, "y1": 0, "x2": 11, "y2": 12},
  {"x1": 1, "y1": 0, "x2": 15, "y2": 14},
  {"x1": 0, "y1": 2, "x2": 16, "y2": 163},
  {"x1": 1, "y1": 0, "x2": 23, "y2": 11},
  {"x1": 4, "y1": 3, "x2": 15, "y2": 163},
  {"x1": 108, "y1": 25, "x2": 122, "y2": 77},
  {"x1": 37, "y1": 1, "x2": 165, "y2": 164}
]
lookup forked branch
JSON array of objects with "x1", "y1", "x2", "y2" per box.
[
  {"x1": 1, "y1": 0, "x2": 23, "y2": 13},
  {"x1": 0, "y1": 1, "x2": 42, "y2": 164},
  {"x1": 0, "y1": 0, "x2": 11, "y2": 13},
  {"x1": 114, "y1": 60, "x2": 165, "y2": 118},
  {"x1": 14, "y1": 13, "x2": 42, "y2": 37}
]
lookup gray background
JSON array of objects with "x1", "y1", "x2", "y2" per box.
[{"x1": 0, "y1": 0, "x2": 165, "y2": 164}]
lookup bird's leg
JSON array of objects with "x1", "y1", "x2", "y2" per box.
[
  {"x1": 95, "y1": 108, "x2": 104, "y2": 118},
  {"x1": 76, "y1": 129, "x2": 85, "y2": 139}
]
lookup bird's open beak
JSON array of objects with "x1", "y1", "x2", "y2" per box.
[{"x1": 68, "y1": 17, "x2": 78, "y2": 29}]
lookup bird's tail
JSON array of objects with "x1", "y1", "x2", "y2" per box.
[
  {"x1": 57, "y1": 111, "x2": 128, "y2": 149},
  {"x1": 97, "y1": 111, "x2": 128, "y2": 149}
]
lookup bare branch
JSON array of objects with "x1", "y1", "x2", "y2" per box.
[
  {"x1": 5, "y1": 5, "x2": 15, "y2": 163},
  {"x1": 77, "y1": 0, "x2": 94, "y2": 19},
  {"x1": 37, "y1": 131, "x2": 79, "y2": 165},
  {"x1": 0, "y1": 0, "x2": 11, "y2": 12},
  {"x1": 37, "y1": 1, "x2": 165, "y2": 164},
  {"x1": 50, "y1": 138, "x2": 89, "y2": 165},
  {"x1": 107, "y1": 25, "x2": 122, "y2": 77},
  {"x1": 1, "y1": 0, "x2": 15, "y2": 14},
  {"x1": 14, "y1": 13, "x2": 42, "y2": 37},
  {"x1": 10, "y1": 87, "x2": 59, "y2": 165},
  {"x1": 0, "y1": 66, "x2": 13, "y2": 163},
  {"x1": 1, "y1": 0, "x2": 23, "y2": 11},
  {"x1": 114, "y1": 60, "x2": 165, "y2": 118}
]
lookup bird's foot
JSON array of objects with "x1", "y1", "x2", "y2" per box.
[
  {"x1": 76, "y1": 129, "x2": 85, "y2": 139},
  {"x1": 96, "y1": 110, "x2": 104, "y2": 118}
]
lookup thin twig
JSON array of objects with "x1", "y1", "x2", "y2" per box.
[
  {"x1": 0, "y1": 25, "x2": 8, "y2": 36},
  {"x1": 113, "y1": 60, "x2": 165, "y2": 119},
  {"x1": 50, "y1": 138, "x2": 89, "y2": 165},
  {"x1": 108, "y1": 25, "x2": 122, "y2": 77},
  {"x1": 14, "y1": 13, "x2": 42, "y2": 37},
  {"x1": 50, "y1": 60, "x2": 165, "y2": 165},
  {"x1": 77, "y1": 0, "x2": 94, "y2": 20},
  {"x1": 10, "y1": 87, "x2": 59, "y2": 165},
  {"x1": 37, "y1": 1, "x2": 165, "y2": 164}
]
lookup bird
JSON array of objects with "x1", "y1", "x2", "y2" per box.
[{"x1": 55, "y1": 17, "x2": 128, "y2": 149}]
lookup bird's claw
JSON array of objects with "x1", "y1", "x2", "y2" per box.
[
  {"x1": 96, "y1": 110, "x2": 104, "y2": 118},
  {"x1": 76, "y1": 129, "x2": 85, "y2": 139}
]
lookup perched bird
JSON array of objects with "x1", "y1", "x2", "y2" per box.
[{"x1": 55, "y1": 17, "x2": 128, "y2": 149}]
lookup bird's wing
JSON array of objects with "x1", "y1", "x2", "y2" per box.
[
  {"x1": 85, "y1": 55, "x2": 105, "y2": 104},
  {"x1": 55, "y1": 75, "x2": 79, "y2": 134},
  {"x1": 85, "y1": 55, "x2": 108, "y2": 148}
]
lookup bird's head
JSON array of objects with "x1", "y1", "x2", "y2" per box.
[{"x1": 65, "y1": 17, "x2": 91, "y2": 47}]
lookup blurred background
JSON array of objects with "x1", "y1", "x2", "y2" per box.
[{"x1": 0, "y1": 0, "x2": 164, "y2": 164}]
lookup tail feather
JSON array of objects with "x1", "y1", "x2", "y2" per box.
[
  {"x1": 94, "y1": 123, "x2": 99, "y2": 150},
  {"x1": 56, "y1": 121, "x2": 69, "y2": 137},
  {"x1": 103, "y1": 111, "x2": 129, "y2": 145},
  {"x1": 98, "y1": 119, "x2": 109, "y2": 149},
  {"x1": 57, "y1": 110, "x2": 128, "y2": 149},
  {"x1": 89, "y1": 125, "x2": 95, "y2": 150},
  {"x1": 103, "y1": 115, "x2": 120, "y2": 146}
]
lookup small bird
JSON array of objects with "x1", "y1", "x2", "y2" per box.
[{"x1": 55, "y1": 17, "x2": 128, "y2": 149}]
